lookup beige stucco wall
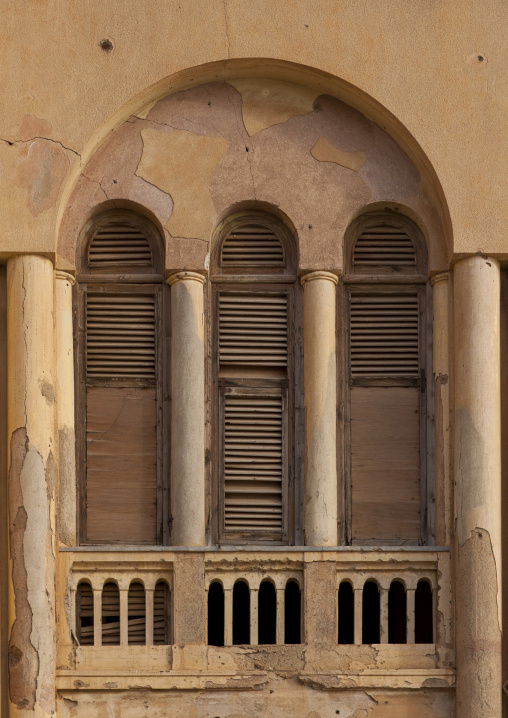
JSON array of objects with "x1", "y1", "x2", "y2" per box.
[{"x1": 0, "y1": 0, "x2": 507, "y2": 262}]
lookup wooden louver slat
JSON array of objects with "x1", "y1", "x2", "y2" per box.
[
  {"x1": 353, "y1": 225, "x2": 416, "y2": 267},
  {"x1": 221, "y1": 223, "x2": 285, "y2": 267},
  {"x1": 350, "y1": 293, "x2": 419, "y2": 376},
  {"x1": 223, "y1": 394, "x2": 284, "y2": 535},
  {"x1": 219, "y1": 292, "x2": 288, "y2": 368},
  {"x1": 86, "y1": 294, "x2": 156, "y2": 380},
  {"x1": 88, "y1": 223, "x2": 152, "y2": 268}
]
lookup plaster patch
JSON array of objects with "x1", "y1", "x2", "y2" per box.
[
  {"x1": 8, "y1": 428, "x2": 38, "y2": 710},
  {"x1": 229, "y1": 79, "x2": 317, "y2": 136},
  {"x1": 136, "y1": 128, "x2": 229, "y2": 239},
  {"x1": 311, "y1": 136, "x2": 366, "y2": 172},
  {"x1": 129, "y1": 174, "x2": 174, "y2": 224},
  {"x1": 18, "y1": 114, "x2": 52, "y2": 142},
  {"x1": 16, "y1": 139, "x2": 69, "y2": 216}
]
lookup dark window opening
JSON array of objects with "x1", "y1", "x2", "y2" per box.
[
  {"x1": 233, "y1": 581, "x2": 250, "y2": 645},
  {"x1": 102, "y1": 582, "x2": 120, "y2": 645},
  {"x1": 128, "y1": 581, "x2": 146, "y2": 645},
  {"x1": 76, "y1": 582, "x2": 94, "y2": 646},
  {"x1": 284, "y1": 580, "x2": 301, "y2": 644},
  {"x1": 415, "y1": 580, "x2": 433, "y2": 643},
  {"x1": 153, "y1": 581, "x2": 170, "y2": 645},
  {"x1": 338, "y1": 581, "x2": 354, "y2": 645},
  {"x1": 258, "y1": 581, "x2": 276, "y2": 644},
  {"x1": 388, "y1": 580, "x2": 407, "y2": 644},
  {"x1": 362, "y1": 581, "x2": 380, "y2": 644},
  {"x1": 208, "y1": 582, "x2": 225, "y2": 647}
]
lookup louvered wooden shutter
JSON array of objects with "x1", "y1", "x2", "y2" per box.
[
  {"x1": 153, "y1": 582, "x2": 170, "y2": 645},
  {"x1": 349, "y1": 293, "x2": 419, "y2": 376},
  {"x1": 88, "y1": 223, "x2": 153, "y2": 269},
  {"x1": 219, "y1": 292, "x2": 288, "y2": 368},
  {"x1": 101, "y1": 582, "x2": 120, "y2": 645},
  {"x1": 76, "y1": 583, "x2": 94, "y2": 646},
  {"x1": 221, "y1": 389, "x2": 287, "y2": 537},
  {"x1": 127, "y1": 582, "x2": 146, "y2": 645},
  {"x1": 353, "y1": 225, "x2": 416, "y2": 273},
  {"x1": 84, "y1": 288, "x2": 159, "y2": 544},
  {"x1": 349, "y1": 288, "x2": 422, "y2": 543},
  {"x1": 221, "y1": 222, "x2": 285, "y2": 267},
  {"x1": 217, "y1": 287, "x2": 290, "y2": 541}
]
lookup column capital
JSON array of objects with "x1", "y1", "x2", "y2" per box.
[
  {"x1": 430, "y1": 271, "x2": 448, "y2": 287},
  {"x1": 55, "y1": 269, "x2": 76, "y2": 285},
  {"x1": 167, "y1": 271, "x2": 207, "y2": 286},
  {"x1": 300, "y1": 270, "x2": 339, "y2": 286}
]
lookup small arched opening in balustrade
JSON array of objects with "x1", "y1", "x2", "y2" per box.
[
  {"x1": 233, "y1": 580, "x2": 250, "y2": 645},
  {"x1": 388, "y1": 580, "x2": 407, "y2": 644},
  {"x1": 102, "y1": 581, "x2": 120, "y2": 645},
  {"x1": 128, "y1": 581, "x2": 146, "y2": 645},
  {"x1": 207, "y1": 581, "x2": 225, "y2": 647},
  {"x1": 338, "y1": 580, "x2": 354, "y2": 645},
  {"x1": 362, "y1": 580, "x2": 380, "y2": 644},
  {"x1": 153, "y1": 580, "x2": 171, "y2": 645},
  {"x1": 415, "y1": 578, "x2": 434, "y2": 643},
  {"x1": 76, "y1": 581, "x2": 94, "y2": 646}
]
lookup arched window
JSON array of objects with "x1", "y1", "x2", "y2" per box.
[
  {"x1": 212, "y1": 211, "x2": 299, "y2": 544},
  {"x1": 76, "y1": 211, "x2": 167, "y2": 545},
  {"x1": 344, "y1": 213, "x2": 430, "y2": 545}
]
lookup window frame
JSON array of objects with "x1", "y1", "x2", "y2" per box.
[
  {"x1": 74, "y1": 211, "x2": 170, "y2": 546},
  {"x1": 340, "y1": 212, "x2": 434, "y2": 546}
]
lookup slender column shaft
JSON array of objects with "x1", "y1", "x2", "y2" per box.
[
  {"x1": 120, "y1": 589, "x2": 128, "y2": 646},
  {"x1": 93, "y1": 589, "x2": 102, "y2": 647},
  {"x1": 224, "y1": 588, "x2": 233, "y2": 646},
  {"x1": 55, "y1": 270, "x2": 76, "y2": 546},
  {"x1": 145, "y1": 589, "x2": 154, "y2": 646},
  {"x1": 432, "y1": 272, "x2": 451, "y2": 546},
  {"x1": 276, "y1": 588, "x2": 285, "y2": 645},
  {"x1": 354, "y1": 588, "x2": 363, "y2": 645},
  {"x1": 406, "y1": 588, "x2": 416, "y2": 644},
  {"x1": 301, "y1": 271, "x2": 339, "y2": 546},
  {"x1": 250, "y1": 588, "x2": 259, "y2": 646},
  {"x1": 380, "y1": 588, "x2": 389, "y2": 644},
  {"x1": 168, "y1": 272, "x2": 206, "y2": 546},
  {"x1": 7, "y1": 256, "x2": 56, "y2": 717},
  {"x1": 454, "y1": 255, "x2": 502, "y2": 717}
]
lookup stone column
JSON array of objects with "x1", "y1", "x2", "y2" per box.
[
  {"x1": 432, "y1": 272, "x2": 451, "y2": 546},
  {"x1": 7, "y1": 255, "x2": 56, "y2": 717},
  {"x1": 55, "y1": 270, "x2": 76, "y2": 546},
  {"x1": 168, "y1": 271, "x2": 206, "y2": 546},
  {"x1": 301, "y1": 271, "x2": 338, "y2": 546},
  {"x1": 454, "y1": 255, "x2": 502, "y2": 717}
]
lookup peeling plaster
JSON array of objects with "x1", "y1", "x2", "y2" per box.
[{"x1": 311, "y1": 136, "x2": 366, "y2": 172}]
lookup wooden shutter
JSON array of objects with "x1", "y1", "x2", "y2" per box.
[
  {"x1": 349, "y1": 287, "x2": 422, "y2": 543},
  {"x1": 353, "y1": 224, "x2": 416, "y2": 273},
  {"x1": 84, "y1": 287, "x2": 160, "y2": 544},
  {"x1": 221, "y1": 388, "x2": 287, "y2": 538},
  {"x1": 101, "y1": 582, "x2": 120, "y2": 645},
  {"x1": 153, "y1": 581, "x2": 170, "y2": 645},
  {"x1": 76, "y1": 583, "x2": 94, "y2": 646},
  {"x1": 219, "y1": 292, "x2": 288, "y2": 368},
  {"x1": 88, "y1": 223, "x2": 152, "y2": 269},
  {"x1": 128, "y1": 582, "x2": 146, "y2": 645},
  {"x1": 349, "y1": 293, "x2": 419, "y2": 376},
  {"x1": 221, "y1": 222, "x2": 285, "y2": 267}
]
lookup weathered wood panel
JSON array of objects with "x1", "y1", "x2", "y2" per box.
[{"x1": 351, "y1": 386, "x2": 420, "y2": 541}]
